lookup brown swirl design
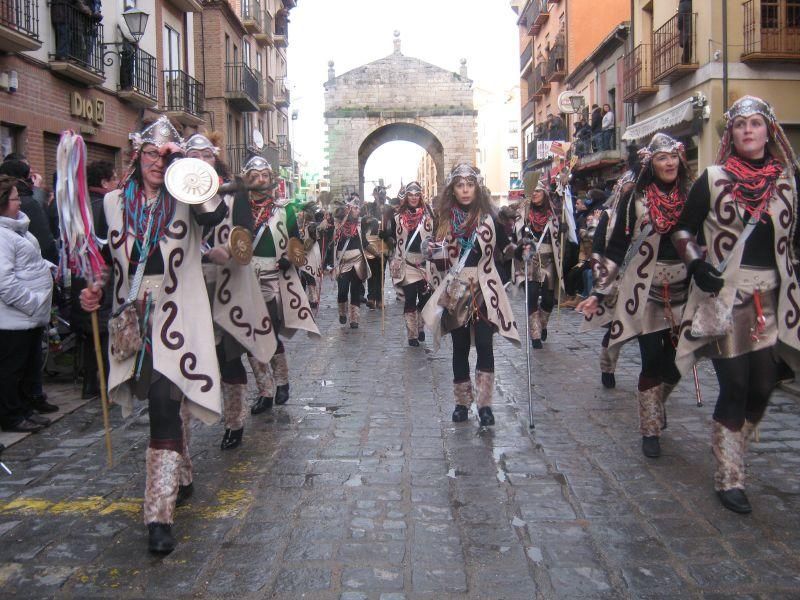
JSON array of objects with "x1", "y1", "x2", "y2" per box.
[
  {"x1": 777, "y1": 183, "x2": 792, "y2": 230},
  {"x1": 626, "y1": 282, "x2": 646, "y2": 315},
  {"x1": 680, "y1": 319, "x2": 700, "y2": 342},
  {"x1": 254, "y1": 315, "x2": 273, "y2": 336},
  {"x1": 713, "y1": 231, "x2": 736, "y2": 264},
  {"x1": 713, "y1": 182, "x2": 736, "y2": 226},
  {"x1": 777, "y1": 235, "x2": 788, "y2": 258},
  {"x1": 636, "y1": 241, "x2": 655, "y2": 279},
  {"x1": 180, "y1": 353, "x2": 213, "y2": 392},
  {"x1": 609, "y1": 319, "x2": 623, "y2": 340},
  {"x1": 229, "y1": 306, "x2": 253, "y2": 337},
  {"x1": 217, "y1": 224, "x2": 231, "y2": 245},
  {"x1": 160, "y1": 301, "x2": 185, "y2": 350},
  {"x1": 276, "y1": 220, "x2": 288, "y2": 251},
  {"x1": 487, "y1": 279, "x2": 513, "y2": 332},
  {"x1": 165, "y1": 219, "x2": 187, "y2": 240},
  {"x1": 786, "y1": 281, "x2": 800, "y2": 330},
  {"x1": 165, "y1": 248, "x2": 184, "y2": 294},
  {"x1": 110, "y1": 228, "x2": 125, "y2": 249},
  {"x1": 217, "y1": 268, "x2": 232, "y2": 304},
  {"x1": 113, "y1": 259, "x2": 124, "y2": 304}
]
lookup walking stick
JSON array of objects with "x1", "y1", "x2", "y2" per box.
[
  {"x1": 556, "y1": 196, "x2": 567, "y2": 322},
  {"x1": 692, "y1": 364, "x2": 703, "y2": 407},
  {"x1": 523, "y1": 251, "x2": 535, "y2": 429},
  {"x1": 380, "y1": 246, "x2": 385, "y2": 335},
  {"x1": 91, "y1": 310, "x2": 113, "y2": 466}
]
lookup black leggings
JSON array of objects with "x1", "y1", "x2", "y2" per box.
[
  {"x1": 451, "y1": 320, "x2": 495, "y2": 382},
  {"x1": 636, "y1": 329, "x2": 680, "y2": 390},
  {"x1": 337, "y1": 270, "x2": 364, "y2": 305},
  {"x1": 403, "y1": 280, "x2": 430, "y2": 313},
  {"x1": 711, "y1": 348, "x2": 778, "y2": 430},
  {"x1": 217, "y1": 342, "x2": 246, "y2": 385},
  {"x1": 148, "y1": 376, "x2": 183, "y2": 447},
  {"x1": 367, "y1": 257, "x2": 384, "y2": 301},
  {"x1": 526, "y1": 280, "x2": 555, "y2": 314}
]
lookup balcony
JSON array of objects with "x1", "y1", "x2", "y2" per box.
[
  {"x1": 255, "y1": 9, "x2": 273, "y2": 45},
  {"x1": 260, "y1": 77, "x2": 275, "y2": 110},
  {"x1": 545, "y1": 42, "x2": 565, "y2": 82},
  {"x1": 117, "y1": 46, "x2": 157, "y2": 108},
  {"x1": 278, "y1": 136, "x2": 292, "y2": 167},
  {"x1": 227, "y1": 145, "x2": 251, "y2": 175},
  {"x1": 0, "y1": 0, "x2": 40, "y2": 52},
  {"x1": 573, "y1": 125, "x2": 624, "y2": 173},
  {"x1": 529, "y1": 0, "x2": 549, "y2": 36},
  {"x1": 520, "y1": 40, "x2": 533, "y2": 74},
  {"x1": 48, "y1": 2, "x2": 104, "y2": 85},
  {"x1": 275, "y1": 77, "x2": 290, "y2": 107},
  {"x1": 623, "y1": 44, "x2": 658, "y2": 103},
  {"x1": 742, "y1": 0, "x2": 800, "y2": 62},
  {"x1": 521, "y1": 98, "x2": 534, "y2": 125},
  {"x1": 241, "y1": 0, "x2": 262, "y2": 35},
  {"x1": 225, "y1": 62, "x2": 261, "y2": 112},
  {"x1": 652, "y1": 12, "x2": 698, "y2": 84},
  {"x1": 532, "y1": 63, "x2": 549, "y2": 97},
  {"x1": 167, "y1": 0, "x2": 202, "y2": 12},
  {"x1": 163, "y1": 70, "x2": 204, "y2": 126},
  {"x1": 274, "y1": 15, "x2": 288, "y2": 47}
]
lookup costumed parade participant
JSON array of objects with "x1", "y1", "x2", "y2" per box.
[
  {"x1": 295, "y1": 202, "x2": 324, "y2": 311},
  {"x1": 577, "y1": 133, "x2": 692, "y2": 459},
  {"x1": 389, "y1": 181, "x2": 434, "y2": 346},
  {"x1": 244, "y1": 156, "x2": 320, "y2": 411},
  {"x1": 513, "y1": 181, "x2": 562, "y2": 349},
  {"x1": 364, "y1": 185, "x2": 393, "y2": 309},
  {"x1": 79, "y1": 117, "x2": 228, "y2": 553},
  {"x1": 422, "y1": 164, "x2": 520, "y2": 426},
  {"x1": 184, "y1": 134, "x2": 276, "y2": 450},
  {"x1": 671, "y1": 96, "x2": 800, "y2": 514},
  {"x1": 334, "y1": 196, "x2": 372, "y2": 328}
]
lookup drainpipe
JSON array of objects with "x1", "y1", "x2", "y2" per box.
[{"x1": 722, "y1": 0, "x2": 729, "y2": 108}]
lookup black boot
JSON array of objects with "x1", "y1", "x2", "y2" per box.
[
  {"x1": 408, "y1": 338, "x2": 420, "y2": 347},
  {"x1": 220, "y1": 428, "x2": 243, "y2": 450},
  {"x1": 350, "y1": 322, "x2": 359, "y2": 329},
  {"x1": 275, "y1": 384, "x2": 289, "y2": 405},
  {"x1": 531, "y1": 339, "x2": 543, "y2": 349},
  {"x1": 541, "y1": 328, "x2": 548, "y2": 341},
  {"x1": 175, "y1": 483, "x2": 194, "y2": 507},
  {"x1": 601, "y1": 372, "x2": 616, "y2": 388},
  {"x1": 452, "y1": 405, "x2": 469, "y2": 423},
  {"x1": 31, "y1": 394, "x2": 59, "y2": 414},
  {"x1": 251, "y1": 395, "x2": 273, "y2": 415},
  {"x1": 81, "y1": 376, "x2": 100, "y2": 400},
  {"x1": 478, "y1": 407, "x2": 495, "y2": 427},
  {"x1": 339, "y1": 315, "x2": 347, "y2": 324},
  {"x1": 717, "y1": 489, "x2": 752, "y2": 514},
  {"x1": 418, "y1": 330, "x2": 426, "y2": 342},
  {"x1": 148, "y1": 523, "x2": 176, "y2": 554},
  {"x1": 642, "y1": 436, "x2": 661, "y2": 458}
]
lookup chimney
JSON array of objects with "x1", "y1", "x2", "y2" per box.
[
  {"x1": 327, "y1": 60, "x2": 335, "y2": 82},
  {"x1": 393, "y1": 30, "x2": 401, "y2": 55}
]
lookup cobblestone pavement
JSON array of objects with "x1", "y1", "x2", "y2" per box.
[{"x1": 1, "y1": 282, "x2": 799, "y2": 599}]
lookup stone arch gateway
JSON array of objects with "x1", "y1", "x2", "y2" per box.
[{"x1": 324, "y1": 34, "x2": 477, "y2": 200}]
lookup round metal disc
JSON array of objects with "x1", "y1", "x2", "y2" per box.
[
  {"x1": 164, "y1": 158, "x2": 219, "y2": 205},
  {"x1": 228, "y1": 226, "x2": 254, "y2": 265}
]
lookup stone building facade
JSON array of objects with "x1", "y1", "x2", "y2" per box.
[{"x1": 324, "y1": 34, "x2": 477, "y2": 201}]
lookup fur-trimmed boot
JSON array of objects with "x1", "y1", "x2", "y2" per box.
[
  {"x1": 247, "y1": 356, "x2": 274, "y2": 414},
  {"x1": 176, "y1": 401, "x2": 193, "y2": 507},
  {"x1": 338, "y1": 302, "x2": 347, "y2": 324},
  {"x1": 417, "y1": 309, "x2": 425, "y2": 342},
  {"x1": 600, "y1": 344, "x2": 620, "y2": 388},
  {"x1": 540, "y1": 309, "x2": 552, "y2": 341},
  {"x1": 452, "y1": 379, "x2": 473, "y2": 422},
  {"x1": 404, "y1": 311, "x2": 419, "y2": 347},
  {"x1": 475, "y1": 370, "x2": 496, "y2": 426},
  {"x1": 144, "y1": 447, "x2": 181, "y2": 554},
  {"x1": 660, "y1": 381, "x2": 678, "y2": 430},
  {"x1": 221, "y1": 382, "x2": 248, "y2": 450},
  {"x1": 271, "y1": 352, "x2": 290, "y2": 405},
  {"x1": 349, "y1": 304, "x2": 359, "y2": 329},
  {"x1": 638, "y1": 384, "x2": 664, "y2": 458},
  {"x1": 712, "y1": 421, "x2": 751, "y2": 514},
  {"x1": 529, "y1": 311, "x2": 543, "y2": 349},
  {"x1": 307, "y1": 283, "x2": 320, "y2": 309}
]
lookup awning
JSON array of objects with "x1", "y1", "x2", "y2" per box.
[{"x1": 622, "y1": 94, "x2": 705, "y2": 142}]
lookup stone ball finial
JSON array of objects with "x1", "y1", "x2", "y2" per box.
[
  {"x1": 393, "y1": 30, "x2": 402, "y2": 54},
  {"x1": 328, "y1": 60, "x2": 334, "y2": 67},
  {"x1": 460, "y1": 58, "x2": 467, "y2": 65},
  {"x1": 394, "y1": 30, "x2": 400, "y2": 38},
  {"x1": 459, "y1": 58, "x2": 468, "y2": 78}
]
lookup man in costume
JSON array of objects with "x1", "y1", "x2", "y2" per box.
[
  {"x1": 364, "y1": 185, "x2": 393, "y2": 309},
  {"x1": 243, "y1": 156, "x2": 320, "y2": 412},
  {"x1": 295, "y1": 202, "x2": 325, "y2": 311},
  {"x1": 334, "y1": 196, "x2": 372, "y2": 328},
  {"x1": 80, "y1": 116, "x2": 227, "y2": 553}
]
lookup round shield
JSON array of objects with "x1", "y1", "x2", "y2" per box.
[
  {"x1": 287, "y1": 237, "x2": 307, "y2": 267},
  {"x1": 164, "y1": 157, "x2": 219, "y2": 205},
  {"x1": 228, "y1": 226, "x2": 254, "y2": 265}
]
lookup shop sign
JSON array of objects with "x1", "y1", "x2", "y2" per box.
[{"x1": 70, "y1": 92, "x2": 105, "y2": 126}]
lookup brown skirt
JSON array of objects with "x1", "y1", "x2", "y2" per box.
[{"x1": 441, "y1": 268, "x2": 487, "y2": 334}]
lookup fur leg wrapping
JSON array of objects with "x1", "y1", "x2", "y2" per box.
[
  {"x1": 475, "y1": 371, "x2": 495, "y2": 409},
  {"x1": 338, "y1": 302, "x2": 347, "y2": 319},
  {"x1": 247, "y1": 355, "x2": 275, "y2": 397},
  {"x1": 637, "y1": 385, "x2": 664, "y2": 437},
  {"x1": 417, "y1": 310, "x2": 424, "y2": 335},
  {"x1": 143, "y1": 448, "x2": 181, "y2": 525},
  {"x1": 539, "y1": 309, "x2": 551, "y2": 331},
  {"x1": 222, "y1": 382, "x2": 248, "y2": 430},
  {"x1": 178, "y1": 401, "x2": 193, "y2": 487},
  {"x1": 600, "y1": 346, "x2": 616, "y2": 373},
  {"x1": 270, "y1": 352, "x2": 289, "y2": 387},
  {"x1": 529, "y1": 311, "x2": 542, "y2": 340},
  {"x1": 713, "y1": 421, "x2": 745, "y2": 492},
  {"x1": 454, "y1": 379, "x2": 474, "y2": 407},
  {"x1": 348, "y1": 304, "x2": 360, "y2": 325},
  {"x1": 404, "y1": 311, "x2": 417, "y2": 340}
]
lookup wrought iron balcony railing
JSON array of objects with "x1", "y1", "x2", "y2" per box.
[
  {"x1": 623, "y1": 43, "x2": 658, "y2": 103},
  {"x1": 652, "y1": 12, "x2": 697, "y2": 83},
  {"x1": 49, "y1": 1, "x2": 104, "y2": 78},
  {"x1": 742, "y1": 0, "x2": 800, "y2": 61},
  {"x1": 225, "y1": 62, "x2": 261, "y2": 111},
  {"x1": 118, "y1": 45, "x2": 157, "y2": 103},
  {"x1": 0, "y1": 0, "x2": 39, "y2": 44},
  {"x1": 163, "y1": 69, "x2": 204, "y2": 117}
]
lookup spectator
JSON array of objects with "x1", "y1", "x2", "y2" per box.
[
  {"x1": 550, "y1": 114, "x2": 567, "y2": 141},
  {"x1": 678, "y1": 0, "x2": 693, "y2": 64},
  {"x1": 590, "y1": 104, "x2": 603, "y2": 152},
  {"x1": 0, "y1": 175, "x2": 56, "y2": 432},
  {"x1": 601, "y1": 104, "x2": 615, "y2": 151},
  {"x1": 575, "y1": 118, "x2": 593, "y2": 156}
]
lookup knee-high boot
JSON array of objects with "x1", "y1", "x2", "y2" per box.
[
  {"x1": 338, "y1": 302, "x2": 347, "y2": 324},
  {"x1": 529, "y1": 311, "x2": 542, "y2": 348},
  {"x1": 475, "y1": 370, "x2": 495, "y2": 426},
  {"x1": 451, "y1": 379, "x2": 474, "y2": 422},
  {"x1": 540, "y1": 309, "x2": 551, "y2": 341},
  {"x1": 638, "y1": 384, "x2": 664, "y2": 457},
  {"x1": 247, "y1": 355, "x2": 274, "y2": 414},
  {"x1": 712, "y1": 421, "x2": 751, "y2": 513},
  {"x1": 348, "y1": 304, "x2": 360, "y2": 329},
  {"x1": 404, "y1": 311, "x2": 419, "y2": 346},
  {"x1": 271, "y1": 352, "x2": 290, "y2": 405},
  {"x1": 176, "y1": 401, "x2": 193, "y2": 506},
  {"x1": 144, "y1": 447, "x2": 181, "y2": 553},
  {"x1": 221, "y1": 382, "x2": 248, "y2": 450}
]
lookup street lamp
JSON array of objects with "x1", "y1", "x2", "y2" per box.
[
  {"x1": 101, "y1": 7, "x2": 150, "y2": 66},
  {"x1": 569, "y1": 94, "x2": 585, "y2": 114}
]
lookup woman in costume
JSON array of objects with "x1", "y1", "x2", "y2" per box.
[
  {"x1": 184, "y1": 134, "x2": 276, "y2": 451},
  {"x1": 577, "y1": 133, "x2": 692, "y2": 459},
  {"x1": 422, "y1": 164, "x2": 520, "y2": 426},
  {"x1": 80, "y1": 117, "x2": 227, "y2": 553},
  {"x1": 334, "y1": 197, "x2": 371, "y2": 328},
  {"x1": 671, "y1": 96, "x2": 800, "y2": 514},
  {"x1": 390, "y1": 181, "x2": 434, "y2": 346}
]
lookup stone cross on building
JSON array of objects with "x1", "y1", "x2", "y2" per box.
[{"x1": 324, "y1": 33, "x2": 478, "y2": 200}]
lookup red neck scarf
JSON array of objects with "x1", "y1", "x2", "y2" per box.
[
  {"x1": 527, "y1": 205, "x2": 550, "y2": 233},
  {"x1": 644, "y1": 182, "x2": 686, "y2": 234},
  {"x1": 722, "y1": 155, "x2": 784, "y2": 224},
  {"x1": 251, "y1": 194, "x2": 275, "y2": 229},
  {"x1": 335, "y1": 219, "x2": 359, "y2": 242},
  {"x1": 400, "y1": 207, "x2": 424, "y2": 232}
]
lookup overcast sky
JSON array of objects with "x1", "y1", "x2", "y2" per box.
[{"x1": 287, "y1": 0, "x2": 519, "y2": 192}]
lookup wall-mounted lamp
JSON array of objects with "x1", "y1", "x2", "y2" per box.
[{"x1": 100, "y1": 8, "x2": 150, "y2": 65}]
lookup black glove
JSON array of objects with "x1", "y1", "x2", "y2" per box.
[
  {"x1": 277, "y1": 257, "x2": 292, "y2": 272},
  {"x1": 689, "y1": 259, "x2": 724, "y2": 294},
  {"x1": 307, "y1": 222, "x2": 318, "y2": 241},
  {"x1": 378, "y1": 229, "x2": 390, "y2": 241}
]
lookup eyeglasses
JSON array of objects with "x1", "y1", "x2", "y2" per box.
[{"x1": 141, "y1": 149, "x2": 161, "y2": 161}]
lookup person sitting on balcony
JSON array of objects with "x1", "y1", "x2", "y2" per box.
[{"x1": 601, "y1": 104, "x2": 615, "y2": 151}]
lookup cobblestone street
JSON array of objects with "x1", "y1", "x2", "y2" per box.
[{"x1": 1, "y1": 284, "x2": 799, "y2": 599}]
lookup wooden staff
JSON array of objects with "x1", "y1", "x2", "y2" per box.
[
  {"x1": 556, "y1": 193, "x2": 567, "y2": 321},
  {"x1": 91, "y1": 309, "x2": 113, "y2": 466}
]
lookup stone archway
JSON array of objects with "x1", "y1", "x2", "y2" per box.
[{"x1": 357, "y1": 122, "x2": 445, "y2": 199}]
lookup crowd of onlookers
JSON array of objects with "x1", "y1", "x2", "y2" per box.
[{"x1": 535, "y1": 103, "x2": 616, "y2": 158}]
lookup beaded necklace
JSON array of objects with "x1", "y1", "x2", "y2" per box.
[
  {"x1": 722, "y1": 155, "x2": 784, "y2": 224},
  {"x1": 399, "y1": 206, "x2": 425, "y2": 231},
  {"x1": 643, "y1": 182, "x2": 685, "y2": 234},
  {"x1": 123, "y1": 180, "x2": 175, "y2": 264},
  {"x1": 251, "y1": 194, "x2": 276, "y2": 230},
  {"x1": 527, "y1": 205, "x2": 550, "y2": 234},
  {"x1": 450, "y1": 205, "x2": 478, "y2": 251}
]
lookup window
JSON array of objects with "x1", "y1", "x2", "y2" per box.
[
  {"x1": 163, "y1": 26, "x2": 181, "y2": 71},
  {"x1": 508, "y1": 120, "x2": 519, "y2": 134},
  {"x1": 508, "y1": 147, "x2": 519, "y2": 160},
  {"x1": 225, "y1": 34, "x2": 230, "y2": 64},
  {"x1": 510, "y1": 171, "x2": 519, "y2": 179},
  {"x1": 256, "y1": 52, "x2": 262, "y2": 74},
  {"x1": 243, "y1": 41, "x2": 251, "y2": 67}
]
